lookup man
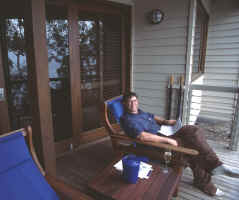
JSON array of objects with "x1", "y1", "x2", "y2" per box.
[{"x1": 120, "y1": 92, "x2": 239, "y2": 196}]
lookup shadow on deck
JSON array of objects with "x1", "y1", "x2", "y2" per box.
[{"x1": 56, "y1": 138, "x2": 239, "y2": 200}]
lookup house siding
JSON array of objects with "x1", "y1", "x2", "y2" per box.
[
  {"x1": 133, "y1": 0, "x2": 190, "y2": 117},
  {"x1": 201, "y1": 0, "x2": 213, "y2": 14},
  {"x1": 108, "y1": 0, "x2": 134, "y2": 5},
  {"x1": 199, "y1": 0, "x2": 239, "y2": 121}
]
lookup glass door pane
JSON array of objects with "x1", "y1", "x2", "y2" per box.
[
  {"x1": 78, "y1": 15, "x2": 122, "y2": 132},
  {"x1": 78, "y1": 19, "x2": 101, "y2": 131},
  {"x1": 46, "y1": 19, "x2": 73, "y2": 141},
  {"x1": 3, "y1": 18, "x2": 31, "y2": 129}
]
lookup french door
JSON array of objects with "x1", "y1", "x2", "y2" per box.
[
  {"x1": 0, "y1": 2, "x2": 130, "y2": 150},
  {"x1": 78, "y1": 15, "x2": 122, "y2": 132}
]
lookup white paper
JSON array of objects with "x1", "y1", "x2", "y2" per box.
[
  {"x1": 113, "y1": 160, "x2": 153, "y2": 179},
  {"x1": 158, "y1": 118, "x2": 182, "y2": 136},
  {"x1": 138, "y1": 162, "x2": 153, "y2": 179}
]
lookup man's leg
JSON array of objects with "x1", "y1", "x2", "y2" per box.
[
  {"x1": 190, "y1": 161, "x2": 217, "y2": 196},
  {"x1": 172, "y1": 125, "x2": 222, "y2": 195},
  {"x1": 173, "y1": 125, "x2": 222, "y2": 172}
]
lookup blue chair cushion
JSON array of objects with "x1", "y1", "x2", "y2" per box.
[
  {"x1": 0, "y1": 131, "x2": 59, "y2": 200},
  {"x1": 107, "y1": 96, "x2": 124, "y2": 123},
  {"x1": 107, "y1": 96, "x2": 137, "y2": 147}
]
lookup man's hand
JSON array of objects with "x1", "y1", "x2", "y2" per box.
[
  {"x1": 167, "y1": 120, "x2": 176, "y2": 125},
  {"x1": 154, "y1": 116, "x2": 176, "y2": 125},
  {"x1": 166, "y1": 138, "x2": 178, "y2": 146}
]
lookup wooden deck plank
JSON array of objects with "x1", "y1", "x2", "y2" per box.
[{"x1": 56, "y1": 138, "x2": 239, "y2": 199}]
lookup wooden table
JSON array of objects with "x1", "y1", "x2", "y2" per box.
[{"x1": 88, "y1": 156, "x2": 182, "y2": 200}]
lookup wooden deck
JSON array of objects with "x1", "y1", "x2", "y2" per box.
[{"x1": 56, "y1": 138, "x2": 239, "y2": 200}]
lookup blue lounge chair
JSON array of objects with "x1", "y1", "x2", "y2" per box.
[{"x1": 0, "y1": 127, "x2": 93, "y2": 200}]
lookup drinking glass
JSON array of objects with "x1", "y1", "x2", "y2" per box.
[{"x1": 163, "y1": 150, "x2": 172, "y2": 173}]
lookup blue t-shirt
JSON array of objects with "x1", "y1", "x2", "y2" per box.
[{"x1": 120, "y1": 109, "x2": 161, "y2": 139}]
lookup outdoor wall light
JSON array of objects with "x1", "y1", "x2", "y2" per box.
[{"x1": 148, "y1": 9, "x2": 164, "y2": 24}]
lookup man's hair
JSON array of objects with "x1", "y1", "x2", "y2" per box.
[{"x1": 122, "y1": 91, "x2": 138, "y2": 103}]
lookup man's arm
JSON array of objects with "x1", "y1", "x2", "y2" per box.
[
  {"x1": 154, "y1": 115, "x2": 176, "y2": 126},
  {"x1": 138, "y1": 131, "x2": 178, "y2": 146}
]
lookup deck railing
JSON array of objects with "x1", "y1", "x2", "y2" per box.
[{"x1": 187, "y1": 84, "x2": 239, "y2": 150}]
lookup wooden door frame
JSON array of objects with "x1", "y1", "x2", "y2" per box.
[{"x1": 25, "y1": 0, "x2": 56, "y2": 175}]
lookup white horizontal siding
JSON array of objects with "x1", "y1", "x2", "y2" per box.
[
  {"x1": 202, "y1": 80, "x2": 236, "y2": 87},
  {"x1": 135, "y1": 18, "x2": 187, "y2": 32},
  {"x1": 204, "y1": 73, "x2": 239, "y2": 80},
  {"x1": 133, "y1": 0, "x2": 190, "y2": 117},
  {"x1": 206, "y1": 48, "x2": 239, "y2": 56},
  {"x1": 192, "y1": 95, "x2": 235, "y2": 104},
  {"x1": 134, "y1": 64, "x2": 185, "y2": 73},
  {"x1": 201, "y1": 0, "x2": 213, "y2": 14},
  {"x1": 198, "y1": 0, "x2": 239, "y2": 122},
  {"x1": 207, "y1": 42, "x2": 239, "y2": 49},
  {"x1": 206, "y1": 55, "x2": 239, "y2": 62},
  {"x1": 208, "y1": 22, "x2": 239, "y2": 32},
  {"x1": 135, "y1": 46, "x2": 186, "y2": 56},
  {"x1": 134, "y1": 55, "x2": 186, "y2": 65},
  {"x1": 135, "y1": 27, "x2": 187, "y2": 41},
  {"x1": 107, "y1": 0, "x2": 134, "y2": 5},
  {"x1": 134, "y1": 88, "x2": 166, "y2": 98},
  {"x1": 206, "y1": 67, "x2": 239, "y2": 74},
  {"x1": 139, "y1": 95, "x2": 168, "y2": 106},
  {"x1": 208, "y1": 35, "x2": 239, "y2": 44},
  {"x1": 208, "y1": 29, "x2": 239, "y2": 38},
  {"x1": 134, "y1": 79, "x2": 167, "y2": 87},
  {"x1": 134, "y1": 37, "x2": 187, "y2": 48}
]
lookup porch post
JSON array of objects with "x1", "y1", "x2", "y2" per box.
[
  {"x1": 25, "y1": 0, "x2": 56, "y2": 175},
  {"x1": 229, "y1": 93, "x2": 239, "y2": 151},
  {"x1": 182, "y1": 0, "x2": 197, "y2": 125},
  {"x1": 0, "y1": 32, "x2": 10, "y2": 133}
]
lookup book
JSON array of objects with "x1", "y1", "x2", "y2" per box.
[{"x1": 158, "y1": 118, "x2": 182, "y2": 136}]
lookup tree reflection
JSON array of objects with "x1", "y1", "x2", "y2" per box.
[
  {"x1": 5, "y1": 18, "x2": 30, "y2": 129},
  {"x1": 79, "y1": 20, "x2": 98, "y2": 85},
  {"x1": 78, "y1": 20, "x2": 101, "y2": 131},
  {"x1": 46, "y1": 19, "x2": 72, "y2": 141},
  {"x1": 6, "y1": 19, "x2": 27, "y2": 80},
  {"x1": 47, "y1": 19, "x2": 69, "y2": 80}
]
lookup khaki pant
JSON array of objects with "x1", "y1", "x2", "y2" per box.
[{"x1": 171, "y1": 125, "x2": 223, "y2": 196}]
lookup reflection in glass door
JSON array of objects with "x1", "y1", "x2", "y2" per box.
[
  {"x1": 78, "y1": 15, "x2": 122, "y2": 132},
  {"x1": 78, "y1": 19, "x2": 101, "y2": 131},
  {"x1": 46, "y1": 19, "x2": 73, "y2": 141},
  {"x1": 2, "y1": 18, "x2": 31, "y2": 129}
]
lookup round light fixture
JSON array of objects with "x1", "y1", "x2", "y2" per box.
[{"x1": 149, "y1": 9, "x2": 164, "y2": 24}]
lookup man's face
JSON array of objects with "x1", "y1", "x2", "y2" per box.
[{"x1": 125, "y1": 96, "x2": 139, "y2": 114}]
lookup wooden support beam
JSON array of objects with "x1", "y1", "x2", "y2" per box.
[
  {"x1": 0, "y1": 26, "x2": 10, "y2": 134},
  {"x1": 182, "y1": 0, "x2": 197, "y2": 125},
  {"x1": 68, "y1": 5, "x2": 83, "y2": 141},
  {"x1": 25, "y1": 0, "x2": 56, "y2": 176}
]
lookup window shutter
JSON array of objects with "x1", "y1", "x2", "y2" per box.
[{"x1": 103, "y1": 16, "x2": 122, "y2": 100}]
